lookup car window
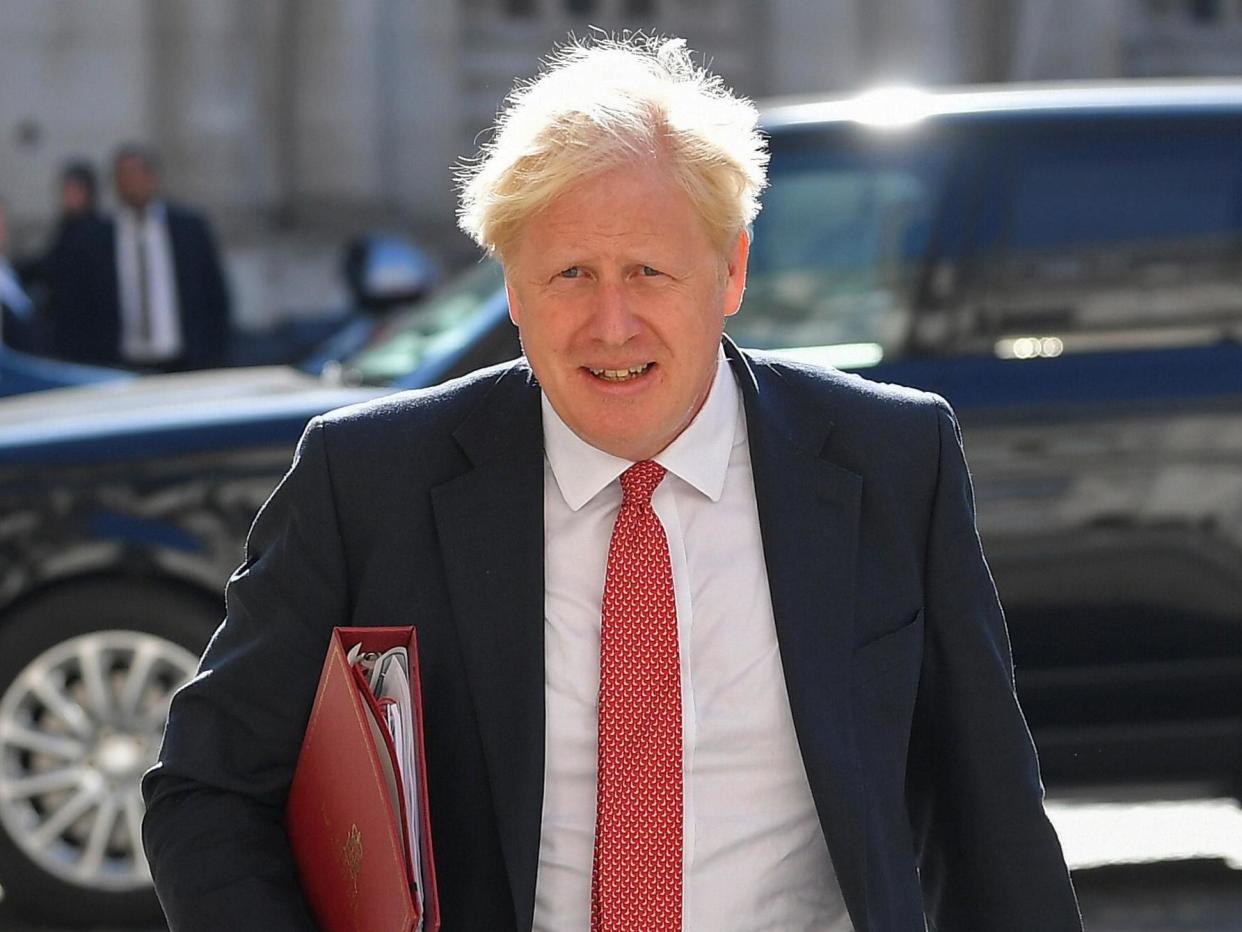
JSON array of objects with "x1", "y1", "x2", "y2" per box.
[
  {"x1": 954, "y1": 118, "x2": 1242, "y2": 359},
  {"x1": 727, "y1": 126, "x2": 951, "y2": 369},
  {"x1": 341, "y1": 260, "x2": 505, "y2": 385}
]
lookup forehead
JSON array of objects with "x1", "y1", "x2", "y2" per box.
[
  {"x1": 550, "y1": 160, "x2": 674, "y2": 206},
  {"x1": 115, "y1": 155, "x2": 153, "y2": 175},
  {"x1": 527, "y1": 163, "x2": 709, "y2": 249}
]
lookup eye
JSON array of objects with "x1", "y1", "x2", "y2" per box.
[
  {"x1": 558, "y1": 266, "x2": 581, "y2": 279},
  {"x1": 640, "y1": 265, "x2": 661, "y2": 277}
]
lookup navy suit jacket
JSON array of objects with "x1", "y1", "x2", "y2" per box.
[
  {"x1": 143, "y1": 342, "x2": 1082, "y2": 931},
  {"x1": 49, "y1": 203, "x2": 230, "y2": 369}
]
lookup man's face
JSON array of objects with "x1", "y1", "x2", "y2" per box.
[
  {"x1": 114, "y1": 156, "x2": 157, "y2": 211},
  {"x1": 504, "y1": 163, "x2": 749, "y2": 461},
  {"x1": 60, "y1": 178, "x2": 91, "y2": 215}
]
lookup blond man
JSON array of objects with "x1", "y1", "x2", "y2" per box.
[{"x1": 145, "y1": 36, "x2": 1081, "y2": 931}]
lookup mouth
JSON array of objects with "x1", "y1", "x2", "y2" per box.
[{"x1": 586, "y1": 363, "x2": 653, "y2": 382}]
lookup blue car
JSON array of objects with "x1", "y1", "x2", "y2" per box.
[
  {"x1": 2, "y1": 82, "x2": 1242, "y2": 925},
  {"x1": 0, "y1": 343, "x2": 132, "y2": 398}
]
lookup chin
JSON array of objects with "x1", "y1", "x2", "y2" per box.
[{"x1": 574, "y1": 425, "x2": 645, "y2": 460}]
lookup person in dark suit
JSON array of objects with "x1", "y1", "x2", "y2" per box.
[
  {"x1": 50, "y1": 144, "x2": 231, "y2": 369},
  {"x1": 143, "y1": 36, "x2": 1082, "y2": 931},
  {"x1": 14, "y1": 160, "x2": 105, "y2": 357}
]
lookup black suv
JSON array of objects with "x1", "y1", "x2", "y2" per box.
[{"x1": 1, "y1": 81, "x2": 1240, "y2": 925}]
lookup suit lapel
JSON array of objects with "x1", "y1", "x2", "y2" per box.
[
  {"x1": 430, "y1": 363, "x2": 546, "y2": 931},
  {"x1": 727, "y1": 341, "x2": 870, "y2": 929}
]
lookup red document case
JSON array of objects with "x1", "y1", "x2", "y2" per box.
[{"x1": 285, "y1": 626, "x2": 440, "y2": 932}]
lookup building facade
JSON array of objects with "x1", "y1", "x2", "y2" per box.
[{"x1": 0, "y1": 0, "x2": 1238, "y2": 326}]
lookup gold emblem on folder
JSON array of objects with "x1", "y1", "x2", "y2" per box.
[{"x1": 343, "y1": 823, "x2": 363, "y2": 896}]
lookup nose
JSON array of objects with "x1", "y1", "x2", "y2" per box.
[{"x1": 587, "y1": 280, "x2": 641, "y2": 346}]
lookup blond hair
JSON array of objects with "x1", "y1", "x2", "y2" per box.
[{"x1": 456, "y1": 34, "x2": 768, "y2": 258}]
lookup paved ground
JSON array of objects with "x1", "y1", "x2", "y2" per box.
[
  {"x1": 4, "y1": 798, "x2": 1241, "y2": 930},
  {"x1": 4, "y1": 860, "x2": 1241, "y2": 931},
  {"x1": 1077, "y1": 859, "x2": 1242, "y2": 931}
]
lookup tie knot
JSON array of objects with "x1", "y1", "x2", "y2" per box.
[{"x1": 619, "y1": 460, "x2": 666, "y2": 506}]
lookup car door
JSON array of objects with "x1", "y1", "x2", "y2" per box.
[{"x1": 930, "y1": 112, "x2": 1242, "y2": 788}]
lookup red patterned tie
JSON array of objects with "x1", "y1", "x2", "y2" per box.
[{"x1": 591, "y1": 460, "x2": 682, "y2": 932}]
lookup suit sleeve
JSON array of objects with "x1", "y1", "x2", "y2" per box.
[
  {"x1": 907, "y1": 397, "x2": 1082, "y2": 931},
  {"x1": 142, "y1": 417, "x2": 346, "y2": 931}
]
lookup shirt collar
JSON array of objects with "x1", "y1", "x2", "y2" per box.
[
  {"x1": 120, "y1": 200, "x2": 166, "y2": 226},
  {"x1": 542, "y1": 348, "x2": 739, "y2": 511}
]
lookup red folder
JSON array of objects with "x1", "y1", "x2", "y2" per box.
[{"x1": 285, "y1": 626, "x2": 440, "y2": 932}]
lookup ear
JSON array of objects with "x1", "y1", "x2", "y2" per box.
[
  {"x1": 504, "y1": 278, "x2": 521, "y2": 327},
  {"x1": 723, "y1": 229, "x2": 750, "y2": 319}
]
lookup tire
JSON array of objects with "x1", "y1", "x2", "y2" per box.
[{"x1": 0, "y1": 578, "x2": 219, "y2": 927}]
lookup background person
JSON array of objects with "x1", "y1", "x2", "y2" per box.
[
  {"x1": 109, "y1": 144, "x2": 232, "y2": 370},
  {"x1": 52, "y1": 144, "x2": 232, "y2": 370},
  {"x1": 16, "y1": 160, "x2": 105, "y2": 358},
  {"x1": 58, "y1": 159, "x2": 97, "y2": 217},
  {"x1": 143, "y1": 35, "x2": 1081, "y2": 931}
]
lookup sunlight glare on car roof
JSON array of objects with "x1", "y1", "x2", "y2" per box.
[{"x1": 843, "y1": 86, "x2": 935, "y2": 127}]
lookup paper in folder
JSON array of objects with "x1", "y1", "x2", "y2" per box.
[{"x1": 285, "y1": 626, "x2": 440, "y2": 932}]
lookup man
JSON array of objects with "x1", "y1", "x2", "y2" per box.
[
  {"x1": 143, "y1": 36, "x2": 1082, "y2": 931},
  {"x1": 15, "y1": 161, "x2": 104, "y2": 358},
  {"x1": 57, "y1": 145, "x2": 231, "y2": 369}
]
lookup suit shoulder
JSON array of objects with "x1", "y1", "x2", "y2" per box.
[
  {"x1": 746, "y1": 350, "x2": 947, "y2": 424},
  {"x1": 317, "y1": 358, "x2": 528, "y2": 440},
  {"x1": 743, "y1": 351, "x2": 953, "y2": 491},
  {"x1": 163, "y1": 202, "x2": 204, "y2": 223},
  {"x1": 163, "y1": 203, "x2": 219, "y2": 239},
  {"x1": 301, "y1": 358, "x2": 535, "y2": 492}
]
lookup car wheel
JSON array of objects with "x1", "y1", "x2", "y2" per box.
[{"x1": 0, "y1": 579, "x2": 218, "y2": 926}]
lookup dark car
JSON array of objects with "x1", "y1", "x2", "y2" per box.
[
  {"x1": 2, "y1": 81, "x2": 1242, "y2": 925},
  {"x1": 0, "y1": 233, "x2": 439, "y2": 398}
]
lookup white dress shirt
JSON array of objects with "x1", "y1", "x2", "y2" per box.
[
  {"x1": 116, "y1": 202, "x2": 183, "y2": 363},
  {"x1": 534, "y1": 352, "x2": 854, "y2": 931}
]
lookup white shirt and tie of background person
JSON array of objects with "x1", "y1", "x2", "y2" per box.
[{"x1": 115, "y1": 199, "x2": 184, "y2": 366}]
